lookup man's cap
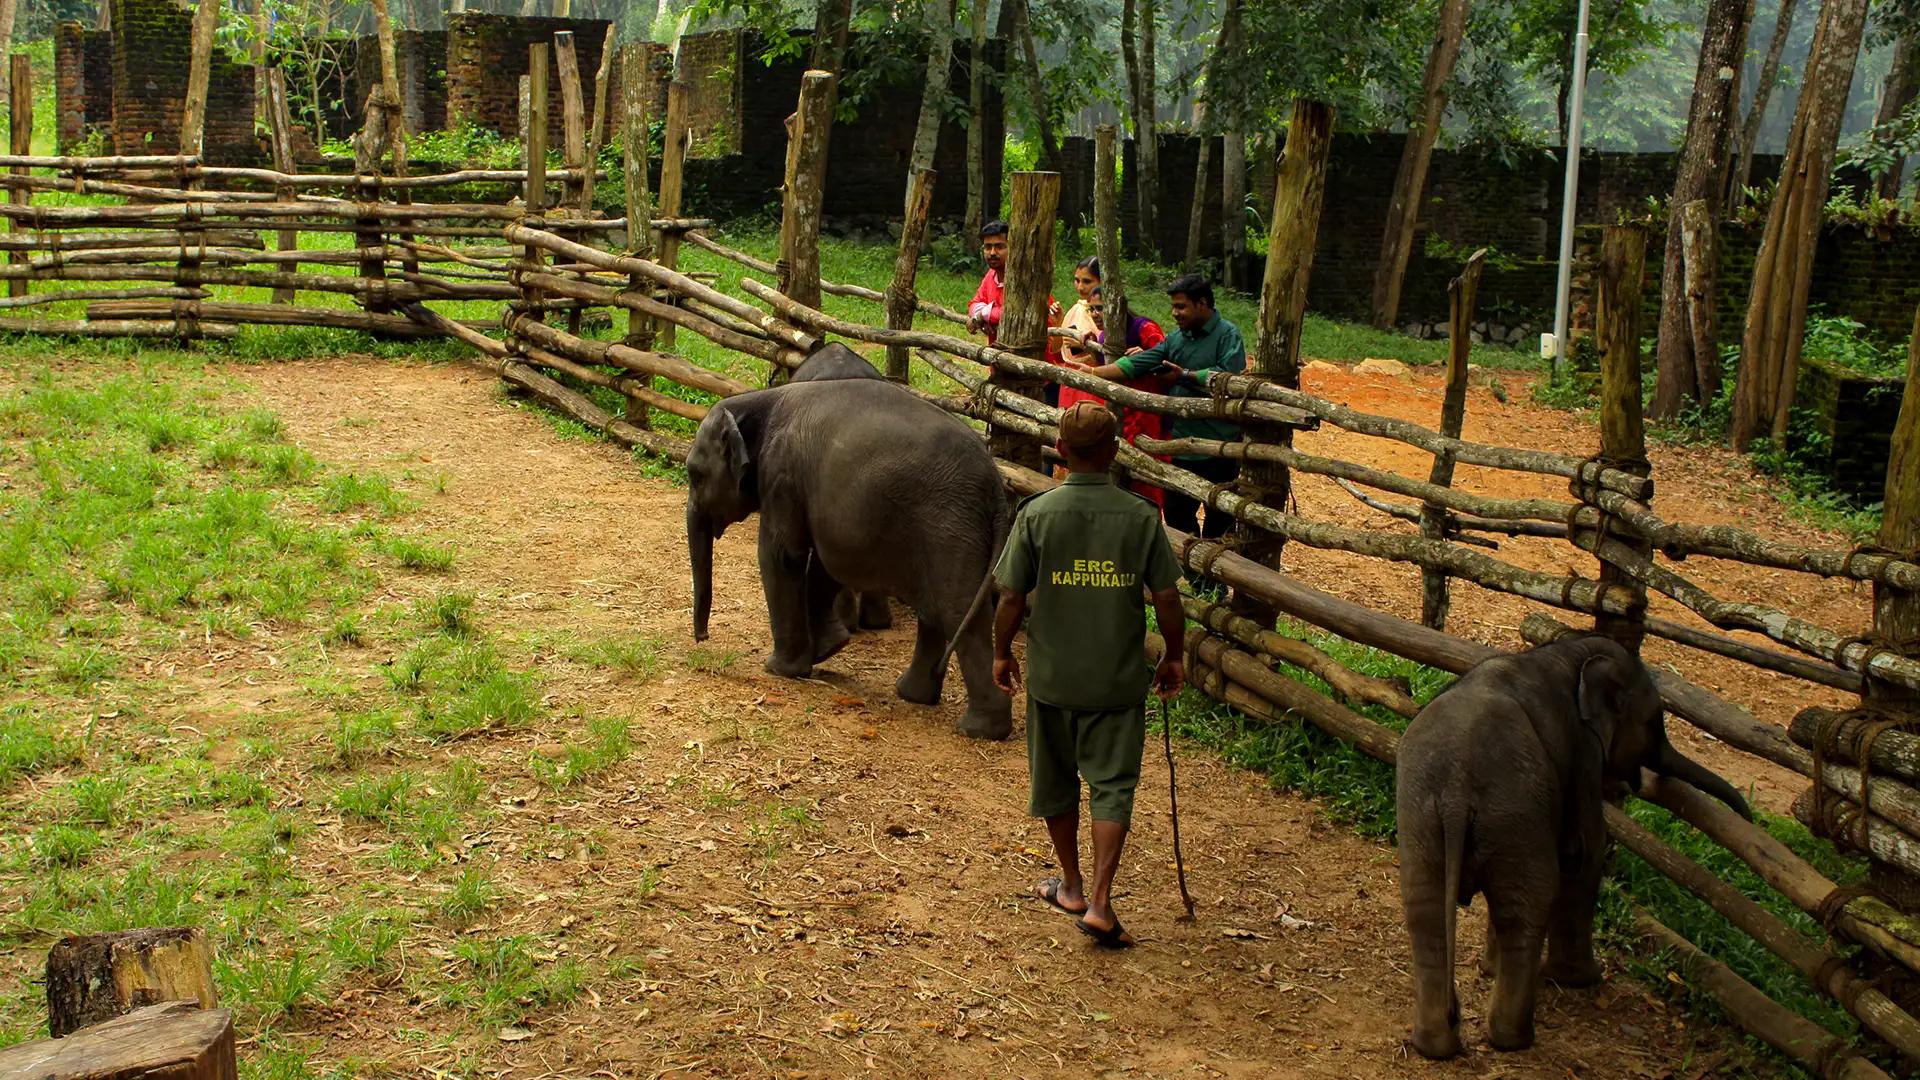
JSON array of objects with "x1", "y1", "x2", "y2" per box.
[{"x1": 1058, "y1": 401, "x2": 1117, "y2": 451}]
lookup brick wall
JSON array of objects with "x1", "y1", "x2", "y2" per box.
[
  {"x1": 680, "y1": 33, "x2": 1004, "y2": 227},
  {"x1": 348, "y1": 30, "x2": 448, "y2": 136},
  {"x1": 54, "y1": 23, "x2": 112, "y2": 151},
  {"x1": 446, "y1": 13, "x2": 622, "y2": 147},
  {"x1": 108, "y1": 0, "x2": 255, "y2": 163}
]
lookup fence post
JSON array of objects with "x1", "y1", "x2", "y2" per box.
[
  {"x1": 553, "y1": 31, "x2": 586, "y2": 210},
  {"x1": 1421, "y1": 248, "x2": 1486, "y2": 630},
  {"x1": 884, "y1": 168, "x2": 936, "y2": 381},
  {"x1": 1239, "y1": 98, "x2": 1333, "y2": 620},
  {"x1": 655, "y1": 80, "x2": 689, "y2": 348},
  {"x1": 1590, "y1": 223, "x2": 1651, "y2": 654},
  {"x1": 994, "y1": 170, "x2": 1060, "y2": 472},
  {"x1": 620, "y1": 43, "x2": 655, "y2": 429},
  {"x1": 1094, "y1": 124, "x2": 1126, "y2": 364},
  {"x1": 265, "y1": 69, "x2": 298, "y2": 304},
  {"x1": 778, "y1": 70, "x2": 833, "y2": 313},
  {"x1": 177, "y1": 0, "x2": 218, "y2": 156},
  {"x1": 581, "y1": 25, "x2": 615, "y2": 214},
  {"x1": 8, "y1": 55, "x2": 30, "y2": 301},
  {"x1": 519, "y1": 43, "x2": 549, "y2": 327},
  {"x1": 1864, "y1": 304, "x2": 1920, "y2": 909}
]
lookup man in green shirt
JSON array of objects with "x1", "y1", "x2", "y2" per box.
[
  {"x1": 1083, "y1": 274, "x2": 1247, "y2": 566},
  {"x1": 992, "y1": 402, "x2": 1186, "y2": 949}
]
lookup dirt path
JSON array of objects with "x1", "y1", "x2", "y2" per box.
[{"x1": 234, "y1": 356, "x2": 1727, "y2": 1078}]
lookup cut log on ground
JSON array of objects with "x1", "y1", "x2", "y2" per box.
[
  {"x1": 45, "y1": 928, "x2": 218, "y2": 1038},
  {"x1": 0, "y1": 1002, "x2": 235, "y2": 1080}
]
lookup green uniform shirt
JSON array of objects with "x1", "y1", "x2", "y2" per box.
[
  {"x1": 1114, "y1": 311, "x2": 1247, "y2": 455},
  {"x1": 993, "y1": 473, "x2": 1183, "y2": 710}
]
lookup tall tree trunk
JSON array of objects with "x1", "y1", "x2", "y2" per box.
[
  {"x1": 1184, "y1": 0, "x2": 1240, "y2": 274},
  {"x1": 1649, "y1": 0, "x2": 1751, "y2": 420},
  {"x1": 0, "y1": 0, "x2": 17, "y2": 111},
  {"x1": 1006, "y1": 0, "x2": 1058, "y2": 173},
  {"x1": 254, "y1": 0, "x2": 271, "y2": 128},
  {"x1": 1120, "y1": 0, "x2": 1141, "y2": 252},
  {"x1": 963, "y1": 0, "x2": 987, "y2": 250},
  {"x1": 1369, "y1": 0, "x2": 1468, "y2": 329},
  {"x1": 907, "y1": 0, "x2": 955, "y2": 186},
  {"x1": 1874, "y1": 31, "x2": 1920, "y2": 201},
  {"x1": 1731, "y1": 0, "x2": 1869, "y2": 449},
  {"x1": 810, "y1": 0, "x2": 853, "y2": 117},
  {"x1": 1134, "y1": 0, "x2": 1159, "y2": 258},
  {"x1": 1218, "y1": 0, "x2": 1247, "y2": 288},
  {"x1": 1221, "y1": 127, "x2": 1246, "y2": 287},
  {"x1": 1184, "y1": 100, "x2": 1211, "y2": 272},
  {"x1": 1729, "y1": 0, "x2": 1797, "y2": 210}
]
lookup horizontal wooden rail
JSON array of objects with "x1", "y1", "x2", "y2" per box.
[{"x1": 684, "y1": 229, "x2": 969, "y2": 325}]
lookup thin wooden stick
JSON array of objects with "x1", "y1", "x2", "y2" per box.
[{"x1": 1422, "y1": 248, "x2": 1485, "y2": 629}]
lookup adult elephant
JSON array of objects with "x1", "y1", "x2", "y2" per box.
[
  {"x1": 685, "y1": 377, "x2": 1013, "y2": 739},
  {"x1": 788, "y1": 343, "x2": 894, "y2": 632}
]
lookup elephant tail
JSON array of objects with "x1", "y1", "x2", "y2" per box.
[{"x1": 1441, "y1": 808, "x2": 1467, "y2": 997}]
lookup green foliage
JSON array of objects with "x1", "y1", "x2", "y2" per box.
[
  {"x1": 529, "y1": 717, "x2": 632, "y2": 789},
  {"x1": 1799, "y1": 311, "x2": 1906, "y2": 377},
  {"x1": 564, "y1": 634, "x2": 663, "y2": 681},
  {"x1": 408, "y1": 124, "x2": 524, "y2": 170},
  {"x1": 446, "y1": 935, "x2": 585, "y2": 1026}
]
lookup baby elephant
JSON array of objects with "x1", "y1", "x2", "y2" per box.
[{"x1": 1395, "y1": 635, "x2": 1750, "y2": 1059}]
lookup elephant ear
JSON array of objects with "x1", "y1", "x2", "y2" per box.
[
  {"x1": 718, "y1": 408, "x2": 751, "y2": 494},
  {"x1": 1561, "y1": 653, "x2": 1616, "y2": 872}
]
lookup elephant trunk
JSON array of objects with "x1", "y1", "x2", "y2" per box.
[
  {"x1": 688, "y1": 503, "x2": 714, "y2": 642},
  {"x1": 1654, "y1": 739, "x2": 1752, "y2": 820}
]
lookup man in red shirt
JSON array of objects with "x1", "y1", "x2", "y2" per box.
[{"x1": 968, "y1": 220, "x2": 1063, "y2": 381}]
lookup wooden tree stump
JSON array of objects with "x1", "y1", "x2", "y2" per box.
[
  {"x1": 46, "y1": 928, "x2": 218, "y2": 1038},
  {"x1": 0, "y1": 1002, "x2": 234, "y2": 1080}
]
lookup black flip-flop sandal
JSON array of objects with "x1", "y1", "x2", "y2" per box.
[
  {"x1": 1075, "y1": 916, "x2": 1134, "y2": 950},
  {"x1": 1034, "y1": 876, "x2": 1088, "y2": 916}
]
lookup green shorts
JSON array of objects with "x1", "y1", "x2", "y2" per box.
[{"x1": 1026, "y1": 698, "x2": 1146, "y2": 825}]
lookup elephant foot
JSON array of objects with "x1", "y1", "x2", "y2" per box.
[
  {"x1": 813, "y1": 621, "x2": 852, "y2": 664},
  {"x1": 896, "y1": 669, "x2": 941, "y2": 706},
  {"x1": 956, "y1": 700, "x2": 1013, "y2": 741},
  {"x1": 857, "y1": 594, "x2": 893, "y2": 630},
  {"x1": 1541, "y1": 957, "x2": 1602, "y2": 989},
  {"x1": 1408, "y1": 1024, "x2": 1463, "y2": 1061},
  {"x1": 764, "y1": 652, "x2": 814, "y2": 679},
  {"x1": 1487, "y1": 1018, "x2": 1535, "y2": 1053}
]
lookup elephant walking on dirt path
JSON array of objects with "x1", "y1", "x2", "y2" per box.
[{"x1": 685, "y1": 377, "x2": 1014, "y2": 739}]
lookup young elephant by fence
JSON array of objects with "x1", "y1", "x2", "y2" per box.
[
  {"x1": 1395, "y1": 635, "x2": 1751, "y2": 1059},
  {"x1": 685, "y1": 378, "x2": 1014, "y2": 739}
]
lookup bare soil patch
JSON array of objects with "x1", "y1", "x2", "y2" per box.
[{"x1": 210, "y1": 354, "x2": 1786, "y2": 1077}]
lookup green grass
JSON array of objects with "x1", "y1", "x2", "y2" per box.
[
  {"x1": 529, "y1": 717, "x2": 632, "y2": 789},
  {"x1": 563, "y1": 633, "x2": 663, "y2": 681},
  {"x1": 0, "y1": 357, "x2": 583, "y2": 1055},
  {"x1": 1162, "y1": 610, "x2": 1875, "y2": 1073}
]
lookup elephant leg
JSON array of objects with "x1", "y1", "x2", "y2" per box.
[
  {"x1": 808, "y1": 561, "x2": 851, "y2": 664},
  {"x1": 857, "y1": 591, "x2": 894, "y2": 630},
  {"x1": 1542, "y1": 861, "x2": 1605, "y2": 988},
  {"x1": 832, "y1": 588, "x2": 858, "y2": 633},
  {"x1": 1485, "y1": 871, "x2": 1552, "y2": 1052},
  {"x1": 952, "y1": 613, "x2": 1012, "y2": 740},
  {"x1": 759, "y1": 536, "x2": 814, "y2": 679},
  {"x1": 895, "y1": 617, "x2": 947, "y2": 706},
  {"x1": 1399, "y1": 846, "x2": 1463, "y2": 1060}
]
